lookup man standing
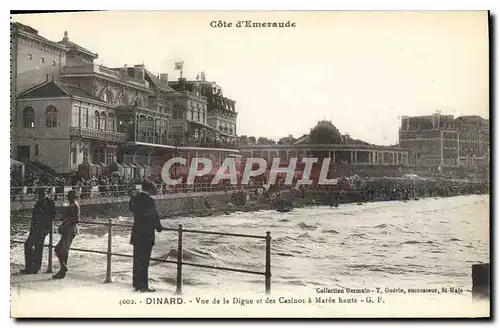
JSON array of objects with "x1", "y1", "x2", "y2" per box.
[
  {"x1": 21, "y1": 188, "x2": 56, "y2": 274},
  {"x1": 52, "y1": 190, "x2": 79, "y2": 279},
  {"x1": 129, "y1": 181, "x2": 165, "y2": 292}
]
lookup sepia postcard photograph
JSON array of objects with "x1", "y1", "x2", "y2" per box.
[{"x1": 8, "y1": 9, "x2": 491, "y2": 319}]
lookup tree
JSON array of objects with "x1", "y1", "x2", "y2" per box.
[
  {"x1": 278, "y1": 134, "x2": 295, "y2": 145},
  {"x1": 257, "y1": 137, "x2": 276, "y2": 145},
  {"x1": 237, "y1": 135, "x2": 248, "y2": 145}
]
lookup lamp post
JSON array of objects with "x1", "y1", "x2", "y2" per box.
[{"x1": 174, "y1": 134, "x2": 181, "y2": 176}]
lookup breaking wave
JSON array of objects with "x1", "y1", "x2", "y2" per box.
[{"x1": 9, "y1": 195, "x2": 489, "y2": 293}]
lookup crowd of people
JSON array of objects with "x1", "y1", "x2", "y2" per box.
[{"x1": 11, "y1": 164, "x2": 489, "y2": 206}]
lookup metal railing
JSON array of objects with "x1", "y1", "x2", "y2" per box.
[
  {"x1": 10, "y1": 183, "x2": 265, "y2": 203},
  {"x1": 11, "y1": 220, "x2": 272, "y2": 294}
]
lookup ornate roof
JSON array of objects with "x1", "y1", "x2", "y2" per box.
[{"x1": 293, "y1": 120, "x2": 372, "y2": 145}]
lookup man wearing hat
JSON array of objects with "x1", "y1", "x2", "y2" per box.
[
  {"x1": 21, "y1": 188, "x2": 56, "y2": 274},
  {"x1": 129, "y1": 181, "x2": 165, "y2": 292}
]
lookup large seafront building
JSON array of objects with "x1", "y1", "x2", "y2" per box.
[
  {"x1": 238, "y1": 121, "x2": 409, "y2": 178},
  {"x1": 399, "y1": 113, "x2": 490, "y2": 173},
  {"x1": 11, "y1": 22, "x2": 238, "y2": 177}
]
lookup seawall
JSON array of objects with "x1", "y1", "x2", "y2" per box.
[{"x1": 10, "y1": 190, "x2": 280, "y2": 220}]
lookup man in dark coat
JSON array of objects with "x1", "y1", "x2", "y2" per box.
[
  {"x1": 21, "y1": 188, "x2": 56, "y2": 274},
  {"x1": 129, "y1": 181, "x2": 165, "y2": 292}
]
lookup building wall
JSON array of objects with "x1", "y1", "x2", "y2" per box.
[
  {"x1": 15, "y1": 98, "x2": 72, "y2": 173},
  {"x1": 207, "y1": 113, "x2": 237, "y2": 136},
  {"x1": 63, "y1": 76, "x2": 149, "y2": 107},
  {"x1": 69, "y1": 98, "x2": 120, "y2": 171},
  {"x1": 399, "y1": 139, "x2": 442, "y2": 167},
  {"x1": 187, "y1": 99, "x2": 208, "y2": 125},
  {"x1": 400, "y1": 115, "x2": 490, "y2": 170},
  {"x1": 12, "y1": 33, "x2": 66, "y2": 97},
  {"x1": 11, "y1": 28, "x2": 67, "y2": 157}
]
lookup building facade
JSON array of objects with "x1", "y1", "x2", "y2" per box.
[
  {"x1": 238, "y1": 121, "x2": 408, "y2": 178},
  {"x1": 11, "y1": 22, "x2": 239, "y2": 177},
  {"x1": 399, "y1": 113, "x2": 490, "y2": 171}
]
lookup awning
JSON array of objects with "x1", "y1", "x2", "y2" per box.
[
  {"x1": 10, "y1": 158, "x2": 23, "y2": 166},
  {"x1": 110, "y1": 162, "x2": 124, "y2": 169},
  {"x1": 79, "y1": 161, "x2": 97, "y2": 168}
]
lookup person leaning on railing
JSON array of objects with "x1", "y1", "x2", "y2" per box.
[
  {"x1": 52, "y1": 190, "x2": 80, "y2": 280},
  {"x1": 129, "y1": 181, "x2": 166, "y2": 292},
  {"x1": 20, "y1": 188, "x2": 56, "y2": 274}
]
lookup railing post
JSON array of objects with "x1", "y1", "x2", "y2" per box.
[
  {"x1": 175, "y1": 224, "x2": 183, "y2": 295},
  {"x1": 265, "y1": 231, "x2": 271, "y2": 294},
  {"x1": 104, "y1": 218, "x2": 113, "y2": 283},
  {"x1": 46, "y1": 220, "x2": 54, "y2": 273}
]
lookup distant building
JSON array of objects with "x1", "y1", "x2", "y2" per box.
[
  {"x1": 399, "y1": 113, "x2": 490, "y2": 172},
  {"x1": 239, "y1": 121, "x2": 408, "y2": 178},
  {"x1": 11, "y1": 22, "x2": 238, "y2": 177}
]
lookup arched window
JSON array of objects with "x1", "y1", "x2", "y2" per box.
[
  {"x1": 103, "y1": 90, "x2": 113, "y2": 104},
  {"x1": 134, "y1": 98, "x2": 141, "y2": 107},
  {"x1": 100, "y1": 112, "x2": 106, "y2": 130},
  {"x1": 94, "y1": 110, "x2": 100, "y2": 129},
  {"x1": 108, "y1": 114, "x2": 115, "y2": 132},
  {"x1": 23, "y1": 107, "x2": 35, "y2": 128},
  {"x1": 118, "y1": 94, "x2": 127, "y2": 106},
  {"x1": 46, "y1": 106, "x2": 58, "y2": 128}
]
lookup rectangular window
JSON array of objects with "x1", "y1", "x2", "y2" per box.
[
  {"x1": 71, "y1": 106, "x2": 80, "y2": 127},
  {"x1": 106, "y1": 150, "x2": 114, "y2": 164},
  {"x1": 83, "y1": 148, "x2": 89, "y2": 162},
  {"x1": 98, "y1": 149, "x2": 105, "y2": 163},
  {"x1": 72, "y1": 147, "x2": 77, "y2": 164},
  {"x1": 88, "y1": 110, "x2": 95, "y2": 129},
  {"x1": 35, "y1": 144, "x2": 39, "y2": 156}
]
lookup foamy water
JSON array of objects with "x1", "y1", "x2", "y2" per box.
[{"x1": 11, "y1": 195, "x2": 489, "y2": 296}]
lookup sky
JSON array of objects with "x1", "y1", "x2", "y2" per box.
[{"x1": 11, "y1": 11, "x2": 489, "y2": 145}]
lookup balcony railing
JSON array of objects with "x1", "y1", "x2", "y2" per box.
[
  {"x1": 62, "y1": 64, "x2": 120, "y2": 78},
  {"x1": 135, "y1": 133, "x2": 172, "y2": 146},
  {"x1": 182, "y1": 90, "x2": 207, "y2": 101},
  {"x1": 62, "y1": 64, "x2": 149, "y2": 88},
  {"x1": 70, "y1": 127, "x2": 128, "y2": 143},
  {"x1": 180, "y1": 138, "x2": 238, "y2": 150}
]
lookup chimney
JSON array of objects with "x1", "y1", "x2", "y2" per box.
[
  {"x1": 178, "y1": 77, "x2": 186, "y2": 91},
  {"x1": 160, "y1": 73, "x2": 169, "y2": 83},
  {"x1": 133, "y1": 64, "x2": 145, "y2": 81}
]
